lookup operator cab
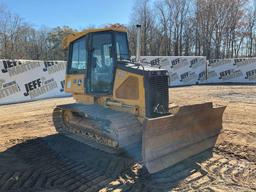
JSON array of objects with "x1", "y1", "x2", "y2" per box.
[{"x1": 67, "y1": 30, "x2": 129, "y2": 95}]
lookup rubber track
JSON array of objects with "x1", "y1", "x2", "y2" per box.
[{"x1": 0, "y1": 137, "x2": 255, "y2": 192}]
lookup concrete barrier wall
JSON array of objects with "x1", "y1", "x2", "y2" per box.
[{"x1": 0, "y1": 60, "x2": 69, "y2": 105}]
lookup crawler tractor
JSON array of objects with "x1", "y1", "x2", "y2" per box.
[{"x1": 53, "y1": 25, "x2": 226, "y2": 173}]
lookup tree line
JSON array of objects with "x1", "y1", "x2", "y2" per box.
[
  {"x1": 128, "y1": 0, "x2": 256, "y2": 59},
  {"x1": 0, "y1": 0, "x2": 255, "y2": 60},
  {"x1": 0, "y1": 4, "x2": 75, "y2": 60}
]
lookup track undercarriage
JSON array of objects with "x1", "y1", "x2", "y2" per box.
[{"x1": 53, "y1": 103, "x2": 143, "y2": 153}]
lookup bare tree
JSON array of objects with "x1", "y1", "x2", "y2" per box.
[
  {"x1": 129, "y1": 0, "x2": 156, "y2": 55},
  {"x1": 0, "y1": 1, "x2": 255, "y2": 60}
]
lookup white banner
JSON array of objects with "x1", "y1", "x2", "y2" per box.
[
  {"x1": 137, "y1": 56, "x2": 207, "y2": 87},
  {"x1": 0, "y1": 60, "x2": 70, "y2": 105},
  {"x1": 198, "y1": 58, "x2": 256, "y2": 84},
  {"x1": 1, "y1": 57, "x2": 255, "y2": 105}
]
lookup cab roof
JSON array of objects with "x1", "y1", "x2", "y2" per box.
[{"x1": 62, "y1": 27, "x2": 127, "y2": 49}]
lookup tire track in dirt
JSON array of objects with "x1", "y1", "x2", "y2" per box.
[
  {"x1": 0, "y1": 136, "x2": 255, "y2": 192},
  {"x1": 216, "y1": 130, "x2": 256, "y2": 162}
]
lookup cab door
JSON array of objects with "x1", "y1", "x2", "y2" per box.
[
  {"x1": 65, "y1": 36, "x2": 88, "y2": 94},
  {"x1": 87, "y1": 31, "x2": 115, "y2": 94}
]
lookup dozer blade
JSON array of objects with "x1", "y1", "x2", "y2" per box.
[{"x1": 142, "y1": 102, "x2": 226, "y2": 173}]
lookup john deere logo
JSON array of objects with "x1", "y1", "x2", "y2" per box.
[
  {"x1": 23, "y1": 77, "x2": 57, "y2": 98},
  {"x1": 43, "y1": 61, "x2": 66, "y2": 74},
  {"x1": 1, "y1": 60, "x2": 40, "y2": 76}
]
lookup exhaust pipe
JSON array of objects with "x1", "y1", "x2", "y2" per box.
[{"x1": 136, "y1": 24, "x2": 141, "y2": 62}]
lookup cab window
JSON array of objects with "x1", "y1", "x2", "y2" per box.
[
  {"x1": 115, "y1": 32, "x2": 129, "y2": 61},
  {"x1": 69, "y1": 36, "x2": 87, "y2": 73}
]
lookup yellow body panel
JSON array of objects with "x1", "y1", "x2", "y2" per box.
[
  {"x1": 113, "y1": 69, "x2": 145, "y2": 117},
  {"x1": 64, "y1": 68, "x2": 146, "y2": 118}
]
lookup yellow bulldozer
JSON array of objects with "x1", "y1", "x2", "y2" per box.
[{"x1": 53, "y1": 24, "x2": 226, "y2": 173}]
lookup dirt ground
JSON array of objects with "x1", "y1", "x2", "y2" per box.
[{"x1": 0, "y1": 85, "x2": 255, "y2": 192}]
